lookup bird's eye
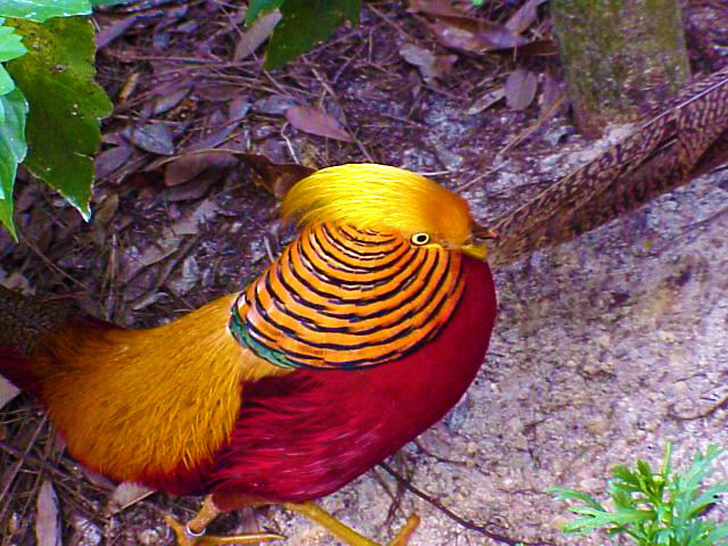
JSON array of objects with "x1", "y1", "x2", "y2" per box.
[{"x1": 410, "y1": 233, "x2": 430, "y2": 246}]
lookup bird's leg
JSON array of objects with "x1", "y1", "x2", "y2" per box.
[
  {"x1": 165, "y1": 495, "x2": 284, "y2": 545},
  {"x1": 283, "y1": 501, "x2": 420, "y2": 546}
]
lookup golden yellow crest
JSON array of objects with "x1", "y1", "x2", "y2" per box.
[{"x1": 281, "y1": 164, "x2": 475, "y2": 248}]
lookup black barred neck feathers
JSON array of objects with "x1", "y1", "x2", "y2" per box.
[{"x1": 230, "y1": 223, "x2": 465, "y2": 369}]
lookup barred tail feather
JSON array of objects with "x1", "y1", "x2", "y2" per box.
[{"x1": 0, "y1": 285, "x2": 74, "y2": 395}]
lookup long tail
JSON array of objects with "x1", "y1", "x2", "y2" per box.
[
  {"x1": 488, "y1": 66, "x2": 728, "y2": 266},
  {"x1": 0, "y1": 285, "x2": 74, "y2": 394}
]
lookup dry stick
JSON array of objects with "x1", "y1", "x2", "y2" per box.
[
  {"x1": 280, "y1": 122, "x2": 300, "y2": 164},
  {"x1": 378, "y1": 462, "x2": 555, "y2": 546},
  {"x1": 372, "y1": 454, "x2": 415, "y2": 528},
  {"x1": 17, "y1": 226, "x2": 90, "y2": 292},
  {"x1": 668, "y1": 393, "x2": 728, "y2": 421},
  {"x1": 499, "y1": 91, "x2": 567, "y2": 156},
  {"x1": 151, "y1": 234, "x2": 203, "y2": 300},
  {"x1": 102, "y1": 233, "x2": 119, "y2": 321},
  {"x1": 676, "y1": 205, "x2": 728, "y2": 240},
  {"x1": 0, "y1": 417, "x2": 47, "y2": 524},
  {"x1": 0, "y1": 441, "x2": 73, "y2": 484},
  {"x1": 332, "y1": 43, "x2": 364, "y2": 85}
]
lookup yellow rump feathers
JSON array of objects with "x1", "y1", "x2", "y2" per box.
[
  {"x1": 281, "y1": 164, "x2": 475, "y2": 247},
  {"x1": 31, "y1": 295, "x2": 288, "y2": 481}
]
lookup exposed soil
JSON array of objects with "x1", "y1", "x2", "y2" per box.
[{"x1": 1, "y1": 1, "x2": 727, "y2": 545}]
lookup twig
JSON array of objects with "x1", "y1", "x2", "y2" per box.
[
  {"x1": 499, "y1": 91, "x2": 567, "y2": 156},
  {"x1": 0, "y1": 417, "x2": 47, "y2": 524},
  {"x1": 378, "y1": 462, "x2": 555, "y2": 546},
  {"x1": 17, "y1": 227, "x2": 89, "y2": 292}
]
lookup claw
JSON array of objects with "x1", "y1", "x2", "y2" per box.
[{"x1": 165, "y1": 512, "x2": 283, "y2": 545}]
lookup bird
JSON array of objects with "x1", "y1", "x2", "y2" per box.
[
  {"x1": 2, "y1": 65, "x2": 728, "y2": 546},
  {"x1": 0, "y1": 164, "x2": 499, "y2": 546}
]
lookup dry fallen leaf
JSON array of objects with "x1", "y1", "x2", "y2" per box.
[
  {"x1": 234, "y1": 11, "x2": 282, "y2": 61},
  {"x1": 229, "y1": 96, "x2": 252, "y2": 122},
  {"x1": 95, "y1": 145, "x2": 134, "y2": 180},
  {"x1": 237, "y1": 153, "x2": 315, "y2": 199},
  {"x1": 80, "y1": 467, "x2": 115, "y2": 489},
  {"x1": 69, "y1": 512, "x2": 103, "y2": 546},
  {"x1": 149, "y1": 87, "x2": 190, "y2": 116},
  {"x1": 124, "y1": 123, "x2": 176, "y2": 156},
  {"x1": 466, "y1": 86, "x2": 506, "y2": 115},
  {"x1": 96, "y1": 15, "x2": 141, "y2": 50},
  {"x1": 164, "y1": 151, "x2": 236, "y2": 186},
  {"x1": 165, "y1": 169, "x2": 222, "y2": 202},
  {"x1": 285, "y1": 105, "x2": 353, "y2": 142},
  {"x1": 399, "y1": 42, "x2": 457, "y2": 84},
  {"x1": 118, "y1": 72, "x2": 141, "y2": 104},
  {"x1": 505, "y1": 68, "x2": 538, "y2": 110},
  {"x1": 138, "y1": 237, "x2": 182, "y2": 268},
  {"x1": 0, "y1": 377, "x2": 20, "y2": 411},
  {"x1": 93, "y1": 193, "x2": 120, "y2": 228},
  {"x1": 252, "y1": 95, "x2": 297, "y2": 115},
  {"x1": 36, "y1": 481, "x2": 61, "y2": 546},
  {"x1": 540, "y1": 72, "x2": 564, "y2": 114},
  {"x1": 0, "y1": 271, "x2": 34, "y2": 293},
  {"x1": 107, "y1": 482, "x2": 155, "y2": 514},
  {"x1": 169, "y1": 255, "x2": 200, "y2": 295},
  {"x1": 428, "y1": 16, "x2": 526, "y2": 54},
  {"x1": 505, "y1": 0, "x2": 548, "y2": 35},
  {"x1": 408, "y1": 0, "x2": 463, "y2": 17},
  {"x1": 187, "y1": 129, "x2": 236, "y2": 154}
]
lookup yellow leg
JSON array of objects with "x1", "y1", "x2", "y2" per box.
[
  {"x1": 283, "y1": 501, "x2": 420, "y2": 546},
  {"x1": 165, "y1": 495, "x2": 419, "y2": 546},
  {"x1": 165, "y1": 495, "x2": 284, "y2": 545}
]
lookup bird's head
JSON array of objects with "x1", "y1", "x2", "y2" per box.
[{"x1": 280, "y1": 163, "x2": 495, "y2": 260}]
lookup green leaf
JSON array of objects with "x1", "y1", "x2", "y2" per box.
[
  {"x1": 0, "y1": 88, "x2": 28, "y2": 240},
  {"x1": 612, "y1": 465, "x2": 643, "y2": 491},
  {"x1": 6, "y1": 17, "x2": 112, "y2": 220},
  {"x1": 246, "y1": 0, "x2": 284, "y2": 24},
  {"x1": 0, "y1": 0, "x2": 91, "y2": 23},
  {"x1": 552, "y1": 445, "x2": 728, "y2": 545},
  {"x1": 548, "y1": 487, "x2": 606, "y2": 511},
  {"x1": 91, "y1": 0, "x2": 137, "y2": 6},
  {"x1": 264, "y1": 0, "x2": 361, "y2": 70},
  {"x1": 0, "y1": 23, "x2": 27, "y2": 62},
  {"x1": 0, "y1": 22, "x2": 27, "y2": 103},
  {"x1": 692, "y1": 484, "x2": 728, "y2": 515},
  {"x1": 707, "y1": 524, "x2": 728, "y2": 543}
]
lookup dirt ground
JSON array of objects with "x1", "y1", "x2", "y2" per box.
[{"x1": 1, "y1": 1, "x2": 727, "y2": 545}]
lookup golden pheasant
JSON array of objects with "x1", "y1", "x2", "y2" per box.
[
  {"x1": 2, "y1": 63, "x2": 728, "y2": 545},
  {"x1": 0, "y1": 164, "x2": 498, "y2": 545}
]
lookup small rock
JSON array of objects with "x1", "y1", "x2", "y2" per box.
[
  {"x1": 69, "y1": 512, "x2": 102, "y2": 546},
  {"x1": 137, "y1": 527, "x2": 164, "y2": 546},
  {"x1": 252, "y1": 95, "x2": 297, "y2": 115}
]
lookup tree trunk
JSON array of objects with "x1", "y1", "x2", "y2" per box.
[{"x1": 552, "y1": 0, "x2": 690, "y2": 137}]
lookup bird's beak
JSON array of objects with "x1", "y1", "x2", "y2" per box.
[{"x1": 462, "y1": 223, "x2": 499, "y2": 260}]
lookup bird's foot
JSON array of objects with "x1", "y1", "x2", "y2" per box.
[
  {"x1": 284, "y1": 501, "x2": 420, "y2": 546},
  {"x1": 386, "y1": 514, "x2": 419, "y2": 546},
  {"x1": 164, "y1": 514, "x2": 284, "y2": 545}
]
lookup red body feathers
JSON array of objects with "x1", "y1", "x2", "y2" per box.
[
  {"x1": 0, "y1": 164, "x2": 498, "y2": 544},
  {"x1": 141, "y1": 256, "x2": 496, "y2": 508}
]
